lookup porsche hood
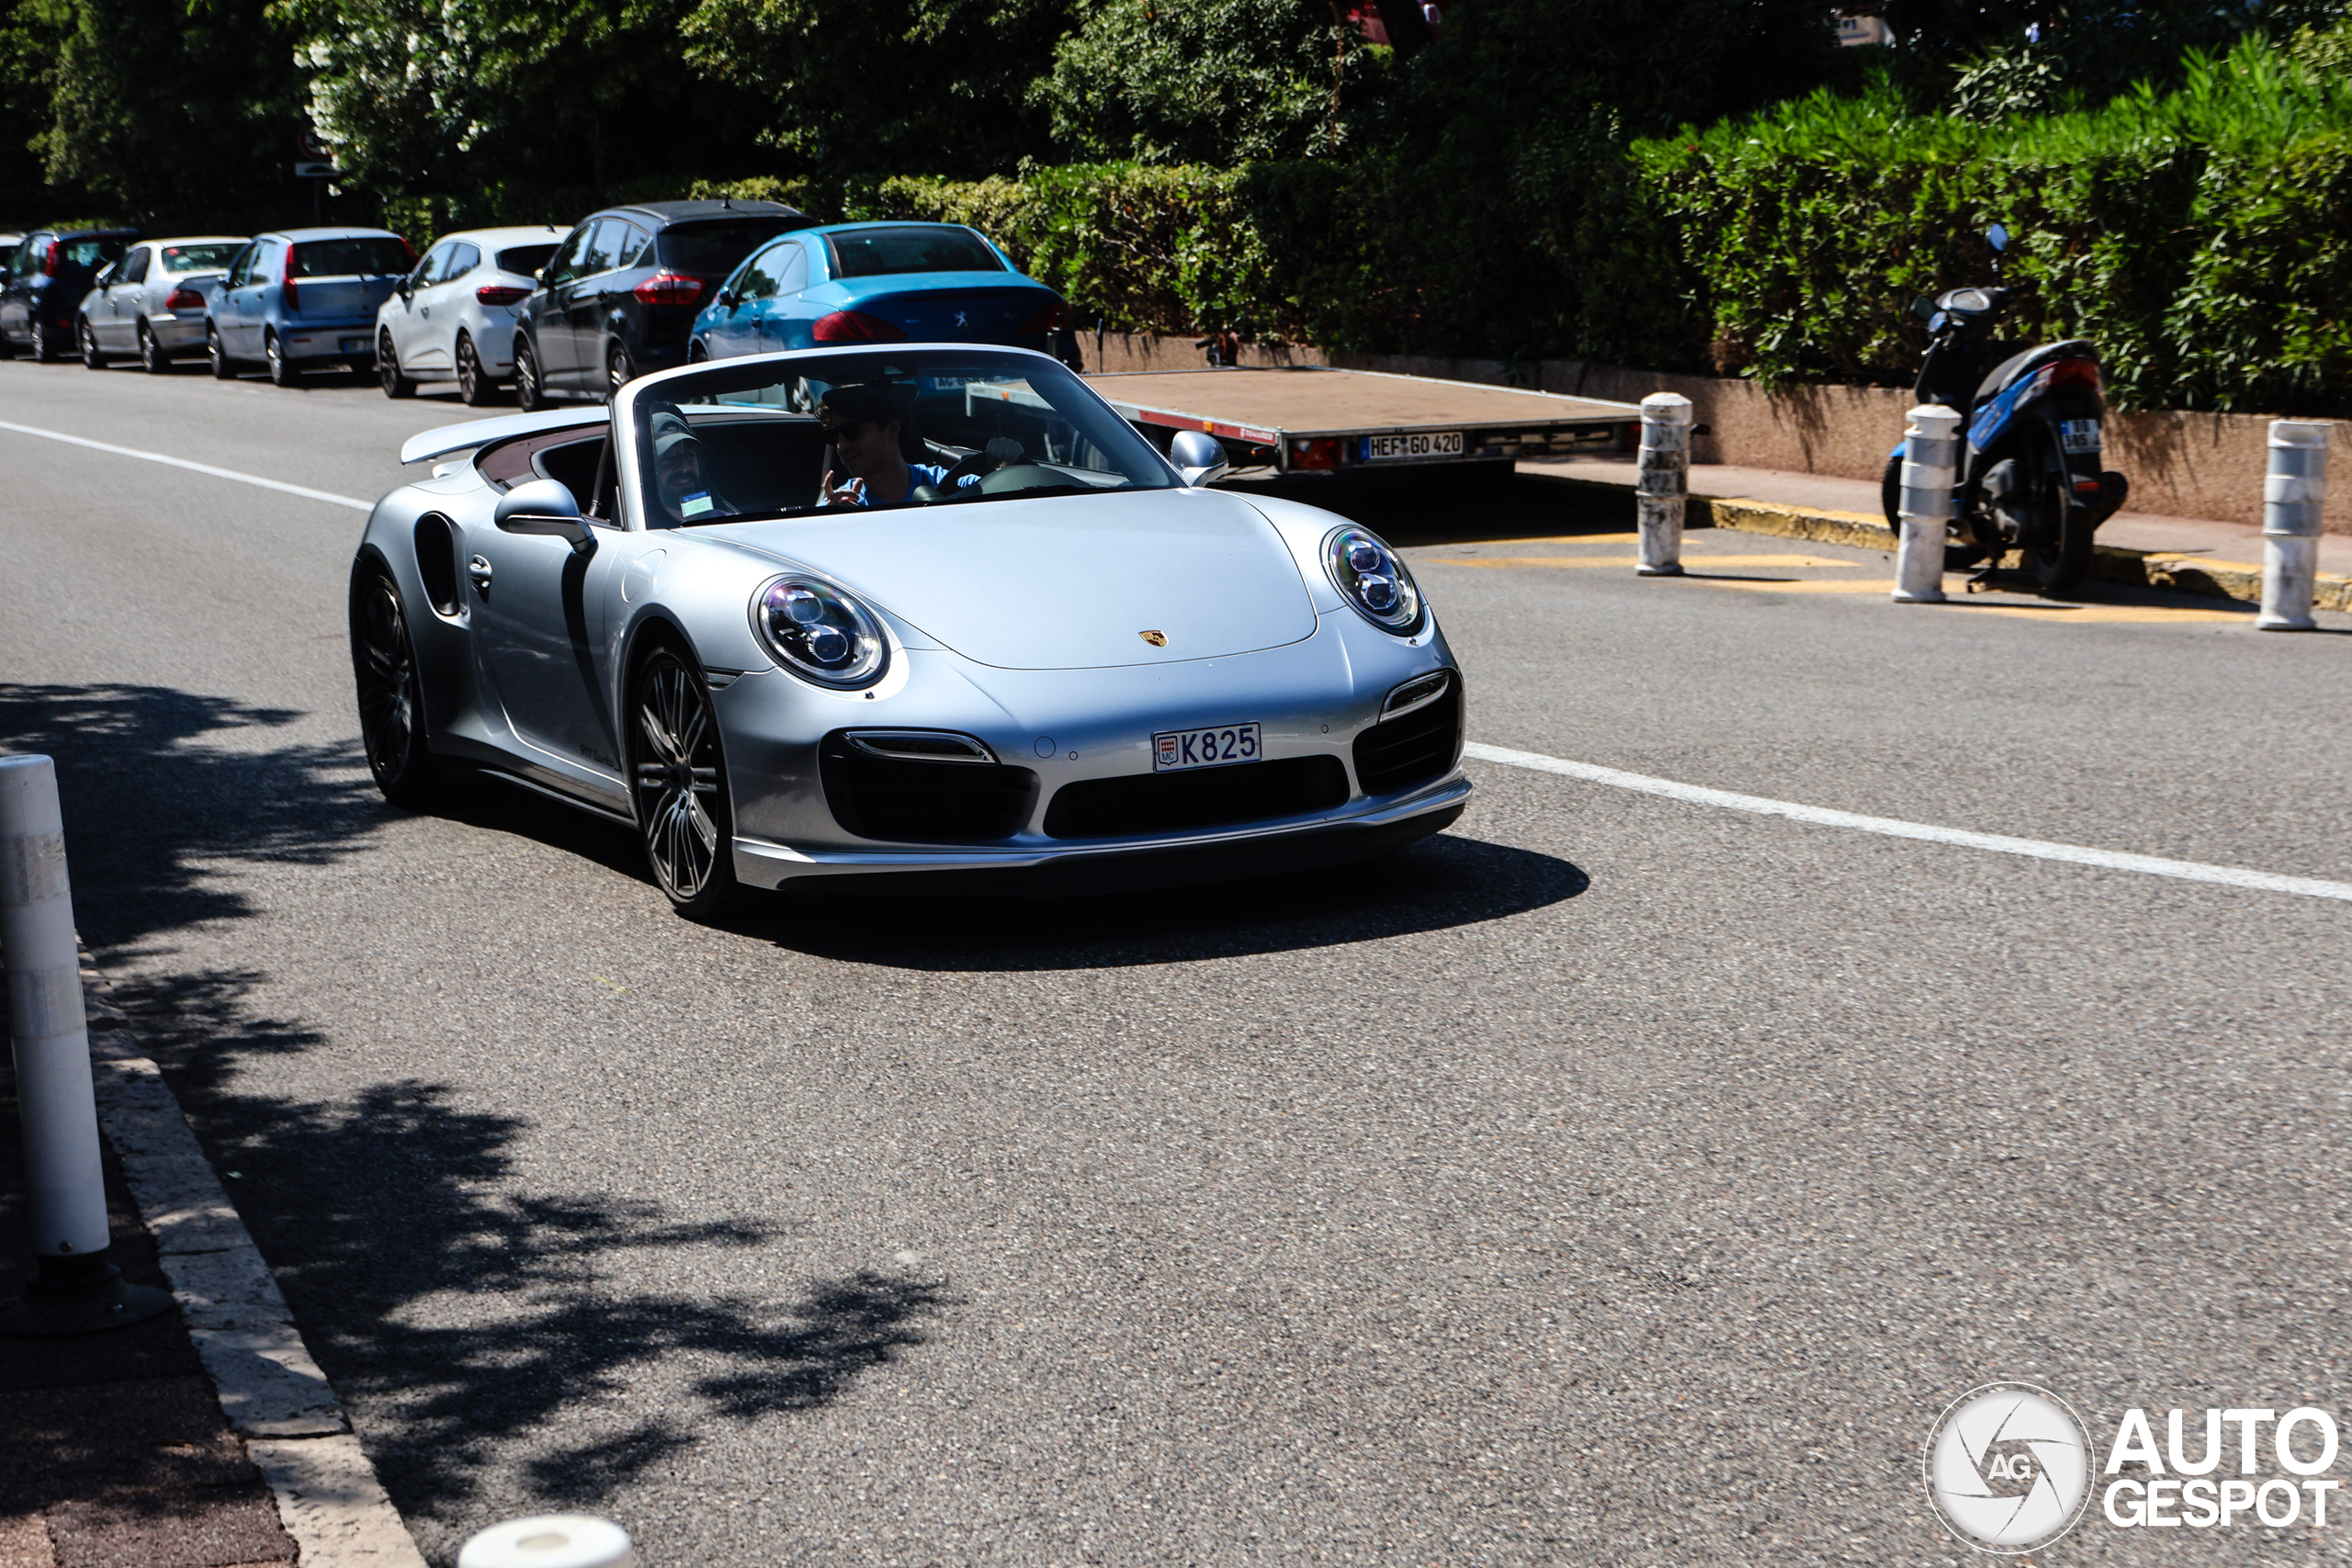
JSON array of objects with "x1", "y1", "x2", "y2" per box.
[{"x1": 718, "y1": 487, "x2": 1319, "y2": 671}]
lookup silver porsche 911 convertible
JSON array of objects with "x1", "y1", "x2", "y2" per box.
[{"x1": 349, "y1": 344, "x2": 1467, "y2": 918}]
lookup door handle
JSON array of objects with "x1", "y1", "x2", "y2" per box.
[
  {"x1": 468, "y1": 554, "x2": 492, "y2": 593},
  {"x1": 421, "y1": 305, "x2": 430, "y2": 319}
]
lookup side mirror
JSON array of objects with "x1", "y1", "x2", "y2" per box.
[
  {"x1": 95, "y1": 265, "x2": 116, "y2": 288},
  {"x1": 1909, "y1": 296, "x2": 1938, "y2": 322},
  {"x1": 1170, "y1": 429, "x2": 1229, "y2": 487},
  {"x1": 1986, "y1": 223, "x2": 2011, "y2": 253},
  {"x1": 494, "y1": 478, "x2": 594, "y2": 552},
  {"x1": 396, "y1": 276, "x2": 413, "y2": 299}
]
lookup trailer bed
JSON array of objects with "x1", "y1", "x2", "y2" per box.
[{"x1": 1080, "y1": 365, "x2": 1642, "y2": 473}]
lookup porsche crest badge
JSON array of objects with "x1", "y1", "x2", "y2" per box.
[{"x1": 1139, "y1": 630, "x2": 1168, "y2": 647}]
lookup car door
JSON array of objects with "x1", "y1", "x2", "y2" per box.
[
  {"x1": 0, "y1": 239, "x2": 42, "y2": 340},
  {"x1": 564, "y1": 219, "x2": 643, "y2": 389},
  {"x1": 102, "y1": 246, "x2": 149, "y2": 349},
  {"x1": 417, "y1": 241, "x2": 481, "y2": 369},
  {"x1": 226, "y1": 239, "x2": 277, "y2": 355},
  {"x1": 460, "y1": 506, "x2": 627, "y2": 778},
  {"x1": 754, "y1": 243, "x2": 810, "y2": 352},
  {"x1": 390, "y1": 242, "x2": 450, "y2": 367},
  {"x1": 540, "y1": 220, "x2": 616, "y2": 390},
  {"x1": 706, "y1": 241, "x2": 782, "y2": 358}
]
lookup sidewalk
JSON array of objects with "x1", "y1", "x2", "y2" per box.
[{"x1": 1526, "y1": 454, "x2": 2352, "y2": 612}]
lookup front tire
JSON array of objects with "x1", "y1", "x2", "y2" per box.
[
  {"x1": 456, "y1": 332, "x2": 493, "y2": 406},
  {"x1": 514, "y1": 334, "x2": 546, "y2": 412},
  {"x1": 139, "y1": 321, "x2": 170, "y2": 374},
  {"x1": 379, "y1": 330, "x2": 416, "y2": 398},
  {"x1": 209, "y1": 323, "x2": 235, "y2": 378},
  {"x1": 1881, "y1": 449, "x2": 1988, "y2": 573},
  {"x1": 630, "y1": 645, "x2": 740, "y2": 920},
  {"x1": 28, "y1": 315, "x2": 60, "y2": 362},
  {"x1": 78, "y1": 318, "x2": 107, "y2": 369},
  {"x1": 352, "y1": 569, "x2": 436, "y2": 807},
  {"x1": 265, "y1": 331, "x2": 297, "y2": 387}
]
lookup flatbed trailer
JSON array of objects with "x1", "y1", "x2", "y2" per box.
[{"x1": 1080, "y1": 365, "x2": 1644, "y2": 474}]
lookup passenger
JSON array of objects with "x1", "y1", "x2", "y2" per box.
[
  {"x1": 650, "y1": 409, "x2": 734, "y2": 525},
  {"x1": 819, "y1": 381, "x2": 982, "y2": 508}
]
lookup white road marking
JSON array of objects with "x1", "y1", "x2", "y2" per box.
[
  {"x1": 1464, "y1": 741, "x2": 2352, "y2": 903},
  {"x1": 0, "y1": 418, "x2": 372, "y2": 512}
]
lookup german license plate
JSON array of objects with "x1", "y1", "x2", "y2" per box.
[
  {"x1": 1154, "y1": 722, "x2": 1261, "y2": 772},
  {"x1": 1363, "y1": 431, "x2": 1464, "y2": 462},
  {"x1": 2059, "y1": 418, "x2": 2101, "y2": 455},
  {"x1": 341, "y1": 336, "x2": 368, "y2": 354}
]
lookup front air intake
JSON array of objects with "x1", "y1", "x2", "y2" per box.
[
  {"x1": 1353, "y1": 681, "x2": 1462, "y2": 795},
  {"x1": 1044, "y1": 757, "x2": 1349, "y2": 840},
  {"x1": 820, "y1": 731, "x2": 1034, "y2": 842}
]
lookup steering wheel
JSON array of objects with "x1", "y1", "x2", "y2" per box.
[{"x1": 939, "y1": 436, "x2": 1024, "y2": 488}]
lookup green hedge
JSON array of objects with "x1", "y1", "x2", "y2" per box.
[{"x1": 709, "y1": 27, "x2": 2352, "y2": 416}]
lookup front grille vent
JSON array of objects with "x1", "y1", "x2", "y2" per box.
[
  {"x1": 1044, "y1": 756, "x2": 1350, "y2": 840},
  {"x1": 820, "y1": 731, "x2": 1034, "y2": 842},
  {"x1": 1353, "y1": 681, "x2": 1462, "y2": 795}
]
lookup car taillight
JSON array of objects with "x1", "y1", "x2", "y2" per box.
[
  {"x1": 811, "y1": 310, "x2": 909, "y2": 344},
  {"x1": 475, "y1": 285, "x2": 530, "y2": 307},
  {"x1": 1290, "y1": 437, "x2": 1341, "y2": 470},
  {"x1": 164, "y1": 285, "x2": 204, "y2": 310},
  {"x1": 1020, "y1": 299, "x2": 1069, "y2": 333},
  {"x1": 632, "y1": 272, "x2": 707, "y2": 307},
  {"x1": 282, "y1": 245, "x2": 300, "y2": 312}
]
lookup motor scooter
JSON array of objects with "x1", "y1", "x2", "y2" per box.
[{"x1": 1881, "y1": 224, "x2": 2128, "y2": 595}]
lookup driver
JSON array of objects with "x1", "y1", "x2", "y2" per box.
[
  {"x1": 819, "y1": 382, "x2": 986, "y2": 508},
  {"x1": 650, "y1": 409, "x2": 735, "y2": 525}
]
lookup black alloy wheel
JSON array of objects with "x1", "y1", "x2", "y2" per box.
[
  {"x1": 352, "y1": 570, "x2": 436, "y2": 807},
  {"x1": 630, "y1": 646, "x2": 739, "y2": 919},
  {"x1": 2019, "y1": 426, "x2": 2091, "y2": 597},
  {"x1": 514, "y1": 336, "x2": 545, "y2": 412},
  {"x1": 139, "y1": 321, "x2": 169, "y2": 374},
  {"x1": 209, "y1": 324, "x2": 235, "y2": 378},
  {"x1": 456, "y1": 332, "x2": 493, "y2": 406},
  {"x1": 28, "y1": 314, "x2": 59, "y2": 362},
  {"x1": 265, "y1": 332, "x2": 297, "y2": 388},
  {"x1": 379, "y1": 330, "x2": 416, "y2": 398},
  {"x1": 605, "y1": 340, "x2": 635, "y2": 397},
  {"x1": 77, "y1": 319, "x2": 107, "y2": 369}
]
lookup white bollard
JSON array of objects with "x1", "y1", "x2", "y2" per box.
[
  {"x1": 2257, "y1": 420, "x2": 2330, "y2": 632},
  {"x1": 0, "y1": 755, "x2": 168, "y2": 1336},
  {"x1": 458, "y1": 1515, "x2": 636, "y2": 1568},
  {"x1": 1893, "y1": 405, "x2": 1962, "y2": 604},
  {"x1": 1635, "y1": 392, "x2": 1692, "y2": 576}
]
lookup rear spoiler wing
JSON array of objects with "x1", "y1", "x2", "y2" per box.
[{"x1": 400, "y1": 408, "x2": 608, "y2": 466}]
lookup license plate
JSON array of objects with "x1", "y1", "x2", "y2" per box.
[
  {"x1": 1363, "y1": 431, "x2": 1464, "y2": 462},
  {"x1": 2060, "y1": 418, "x2": 2101, "y2": 455},
  {"x1": 1154, "y1": 722, "x2": 1261, "y2": 772}
]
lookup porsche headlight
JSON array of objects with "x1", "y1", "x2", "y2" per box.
[
  {"x1": 752, "y1": 575, "x2": 888, "y2": 688},
  {"x1": 1323, "y1": 525, "x2": 1424, "y2": 635}
]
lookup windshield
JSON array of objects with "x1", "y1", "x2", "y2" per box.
[
  {"x1": 628, "y1": 349, "x2": 1178, "y2": 529},
  {"x1": 160, "y1": 243, "x2": 240, "y2": 273},
  {"x1": 288, "y1": 237, "x2": 411, "y2": 276},
  {"x1": 825, "y1": 225, "x2": 1006, "y2": 278}
]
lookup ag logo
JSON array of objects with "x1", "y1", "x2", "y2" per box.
[{"x1": 1922, "y1": 1382, "x2": 2093, "y2": 1553}]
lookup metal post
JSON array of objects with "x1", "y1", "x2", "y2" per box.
[
  {"x1": 1894, "y1": 405, "x2": 1962, "y2": 604},
  {"x1": 0, "y1": 754, "x2": 170, "y2": 1336},
  {"x1": 459, "y1": 1515, "x2": 635, "y2": 1568},
  {"x1": 1635, "y1": 392, "x2": 1691, "y2": 576},
  {"x1": 2257, "y1": 421, "x2": 2330, "y2": 632}
]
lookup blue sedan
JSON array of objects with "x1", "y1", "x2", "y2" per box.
[{"x1": 688, "y1": 221, "x2": 1074, "y2": 363}]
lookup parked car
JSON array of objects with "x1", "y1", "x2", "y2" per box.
[
  {"x1": 513, "y1": 198, "x2": 808, "y2": 411},
  {"x1": 688, "y1": 221, "x2": 1075, "y2": 367},
  {"x1": 350, "y1": 344, "x2": 1467, "y2": 919},
  {"x1": 0, "y1": 234, "x2": 20, "y2": 276},
  {"x1": 0, "y1": 228, "x2": 138, "y2": 362},
  {"x1": 74, "y1": 236, "x2": 246, "y2": 372},
  {"x1": 376, "y1": 224, "x2": 565, "y2": 406},
  {"x1": 204, "y1": 228, "x2": 413, "y2": 386}
]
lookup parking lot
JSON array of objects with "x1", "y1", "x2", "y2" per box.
[{"x1": 3, "y1": 357, "x2": 2348, "y2": 1564}]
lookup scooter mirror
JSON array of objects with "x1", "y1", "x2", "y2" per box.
[
  {"x1": 1910, "y1": 296, "x2": 1938, "y2": 321},
  {"x1": 1986, "y1": 222, "x2": 2011, "y2": 253}
]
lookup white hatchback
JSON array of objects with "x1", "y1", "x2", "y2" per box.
[{"x1": 376, "y1": 225, "x2": 565, "y2": 405}]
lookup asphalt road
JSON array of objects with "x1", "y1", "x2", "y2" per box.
[{"x1": 2, "y1": 355, "x2": 2348, "y2": 1567}]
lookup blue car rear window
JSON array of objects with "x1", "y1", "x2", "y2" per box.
[
  {"x1": 288, "y1": 237, "x2": 412, "y2": 277},
  {"x1": 826, "y1": 226, "x2": 1005, "y2": 278}
]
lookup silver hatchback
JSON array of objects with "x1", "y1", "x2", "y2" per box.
[{"x1": 75, "y1": 236, "x2": 247, "y2": 371}]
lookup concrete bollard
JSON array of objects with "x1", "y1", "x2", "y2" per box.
[
  {"x1": 458, "y1": 1516, "x2": 636, "y2": 1568},
  {"x1": 1893, "y1": 405, "x2": 1962, "y2": 604},
  {"x1": 1635, "y1": 393, "x2": 1692, "y2": 576},
  {"x1": 2257, "y1": 421, "x2": 2330, "y2": 631},
  {"x1": 0, "y1": 755, "x2": 170, "y2": 1337}
]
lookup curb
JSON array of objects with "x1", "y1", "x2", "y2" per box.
[
  {"x1": 77, "y1": 950, "x2": 429, "y2": 1568},
  {"x1": 1533, "y1": 476, "x2": 2352, "y2": 615}
]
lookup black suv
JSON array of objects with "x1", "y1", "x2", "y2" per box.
[
  {"x1": 0, "y1": 227, "x2": 138, "y2": 362},
  {"x1": 514, "y1": 199, "x2": 808, "y2": 409}
]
